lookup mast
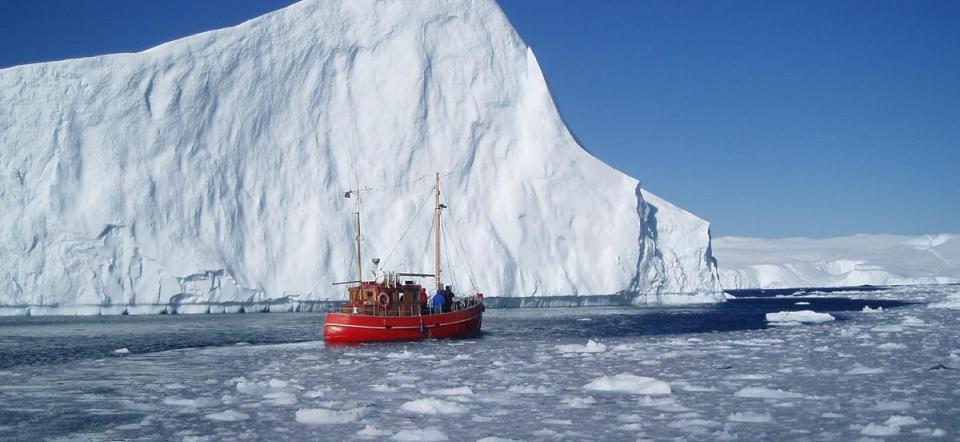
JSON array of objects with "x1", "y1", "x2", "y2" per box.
[
  {"x1": 355, "y1": 209, "x2": 362, "y2": 289},
  {"x1": 434, "y1": 172, "x2": 442, "y2": 290},
  {"x1": 345, "y1": 187, "x2": 370, "y2": 289}
]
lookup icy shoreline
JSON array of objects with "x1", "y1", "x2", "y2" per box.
[{"x1": 0, "y1": 292, "x2": 726, "y2": 317}]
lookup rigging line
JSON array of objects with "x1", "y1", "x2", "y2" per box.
[
  {"x1": 417, "y1": 214, "x2": 435, "y2": 276},
  {"x1": 381, "y1": 187, "x2": 435, "y2": 268},
  {"x1": 444, "y1": 206, "x2": 480, "y2": 292},
  {"x1": 440, "y1": 222, "x2": 459, "y2": 293}
]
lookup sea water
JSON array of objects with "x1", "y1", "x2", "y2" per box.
[{"x1": 0, "y1": 286, "x2": 957, "y2": 440}]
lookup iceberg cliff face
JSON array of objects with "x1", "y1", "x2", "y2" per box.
[
  {"x1": 0, "y1": 0, "x2": 722, "y2": 312},
  {"x1": 715, "y1": 234, "x2": 960, "y2": 289}
]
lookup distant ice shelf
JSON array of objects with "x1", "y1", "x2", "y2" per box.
[{"x1": 714, "y1": 234, "x2": 960, "y2": 289}]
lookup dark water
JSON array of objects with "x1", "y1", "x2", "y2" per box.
[{"x1": 0, "y1": 291, "x2": 909, "y2": 370}]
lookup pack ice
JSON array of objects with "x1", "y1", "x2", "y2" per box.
[
  {"x1": 715, "y1": 234, "x2": 960, "y2": 289},
  {"x1": 0, "y1": 0, "x2": 722, "y2": 314}
]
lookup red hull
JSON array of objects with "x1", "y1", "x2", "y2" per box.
[{"x1": 324, "y1": 305, "x2": 483, "y2": 344}]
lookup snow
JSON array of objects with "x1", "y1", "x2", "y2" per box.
[
  {"x1": 715, "y1": 234, "x2": 960, "y2": 289},
  {"x1": 765, "y1": 310, "x2": 835, "y2": 325},
  {"x1": 582, "y1": 374, "x2": 671, "y2": 395},
  {"x1": 0, "y1": 0, "x2": 721, "y2": 314}
]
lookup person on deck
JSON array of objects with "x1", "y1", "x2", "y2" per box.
[
  {"x1": 431, "y1": 289, "x2": 445, "y2": 314},
  {"x1": 443, "y1": 285, "x2": 454, "y2": 312},
  {"x1": 419, "y1": 288, "x2": 428, "y2": 315}
]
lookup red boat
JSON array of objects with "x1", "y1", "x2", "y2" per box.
[{"x1": 324, "y1": 173, "x2": 484, "y2": 344}]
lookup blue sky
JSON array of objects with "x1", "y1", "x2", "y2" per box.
[{"x1": 1, "y1": 0, "x2": 957, "y2": 238}]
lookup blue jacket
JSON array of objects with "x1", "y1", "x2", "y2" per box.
[{"x1": 432, "y1": 291, "x2": 445, "y2": 310}]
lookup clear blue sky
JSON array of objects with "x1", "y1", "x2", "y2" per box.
[{"x1": 1, "y1": 0, "x2": 957, "y2": 238}]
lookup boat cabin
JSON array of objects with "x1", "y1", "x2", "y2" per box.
[{"x1": 341, "y1": 280, "x2": 428, "y2": 316}]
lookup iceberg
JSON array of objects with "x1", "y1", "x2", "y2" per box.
[
  {"x1": 715, "y1": 234, "x2": 960, "y2": 289},
  {"x1": 0, "y1": 0, "x2": 721, "y2": 314}
]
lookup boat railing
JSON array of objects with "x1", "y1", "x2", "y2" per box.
[{"x1": 341, "y1": 294, "x2": 483, "y2": 317}]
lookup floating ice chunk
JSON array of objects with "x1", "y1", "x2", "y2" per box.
[
  {"x1": 400, "y1": 398, "x2": 467, "y2": 414},
  {"x1": 877, "y1": 343, "x2": 907, "y2": 350},
  {"x1": 303, "y1": 390, "x2": 326, "y2": 398},
  {"x1": 475, "y1": 438, "x2": 519, "y2": 442},
  {"x1": 765, "y1": 310, "x2": 835, "y2": 324},
  {"x1": 371, "y1": 384, "x2": 398, "y2": 393},
  {"x1": 872, "y1": 325, "x2": 903, "y2": 333},
  {"x1": 391, "y1": 427, "x2": 448, "y2": 441},
  {"x1": 724, "y1": 293, "x2": 736, "y2": 299},
  {"x1": 531, "y1": 429, "x2": 561, "y2": 438},
  {"x1": 163, "y1": 397, "x2": 219, "y2": 408},
  {"x1": 387, "y1": 350, "x2": 435, "y2": 360},
  {"x1": 263, "y1": 391, "x2": 298, "y2": 406},
  {"x1": 928, "y1": 294, "x2": 960, "y2": 309},
  {"x1": 667, "y1": 419, "x2": 720, "y2": 428},
  {"x1": 872, "y1": 400, "x2": 911, "y2": 411},
  {"x1": 556, "y1": 340, "x2": 607, "y2": 353},
  {"x1": 901, "y1": 317, "x2": 925, "y2": 326},
  {"x1": 862, "y1": 305, "x2": 883, "y2": 313},
  {"x1": 794, "y1": 301, "x2": 810, "y2": 305},
  {"x1": 734, "y1": 387, "x2": 805, "y2": 399},
  {"x1": 679, "y1": 384, "x2": 718, "y2": 392},
  {"x1": 583, "y1": 374, "x2": 671, "y2": 395},
  {"x1": 295, "y1": 407, "x2": 370, "y2": 424},
  {"x1": 885, "y1": 416, "x2": 919, "y2": 426},
  {"x1": 235, "y1": 380, "x2": 269, "y2": 396},
  {"x1": 846, "y1": 364, "x2": 884, "y2": 375},
  {"x1": 560, "y1": 396, "x2": 596, "y2": 408},
  {"x1": 506, "y1": 384, "x2": 550, "y2": 394},
  {"x1": 268, "y1": 379, "x2": 288, "y2": 389},
  {"x1": 356, "y1": 425, "x2": 392, "y2": 437},
  {"x1": 114, "y1": 348, "x2": 130, "y2": 354},
  {"x1": 861, "y1": 423, "x2": 901, "y2": 436},
  {"x1": 727, "y1": 412, "x2": 773, "y2": 423},
  {"x1": 822, "y1": 412, "x2": 844, "y2": 418},
  {"x1": 204, "y1": 410, "x2": 250, "y2": 422},
  {"x1": 425, "y1": 386, "x2": 474, "y2": 396}
]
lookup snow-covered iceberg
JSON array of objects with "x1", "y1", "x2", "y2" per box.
[
  {"x1": 715, "y1": 234, "x2": 960, "y2": 289},
  {"x1": 0, "y1": 0, "x2": 721, "y2": 314}
]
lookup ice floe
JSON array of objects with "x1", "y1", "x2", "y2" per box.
[
  {"x1": 204, "y1": 410, "x2": 250, "y2": 422},
  {"x1": 295, "y1": 407, "x2": 370, "y2": 425},
  {"x1": 556, "y1": 339, "x2": 607, "y2": 353},
  {"x1": 734, "y1": 387, "x2": 805, "y2": 399},
  {"x1": 583, "y1": 374, "x2": 671, "y2": 395},
  {"x1": 765, "y1": 310, "x2": 836, "y2": 325},
  {"x1": 727, "y1": 411, "x2": 774, "y2": 423},
  {"x1": 400, "y1": 398, "x2": 467, "y2": 415}
]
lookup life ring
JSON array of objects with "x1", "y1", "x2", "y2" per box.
[{"x1": 377, "y1": 293, "x2": 391, "y2": 308}]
